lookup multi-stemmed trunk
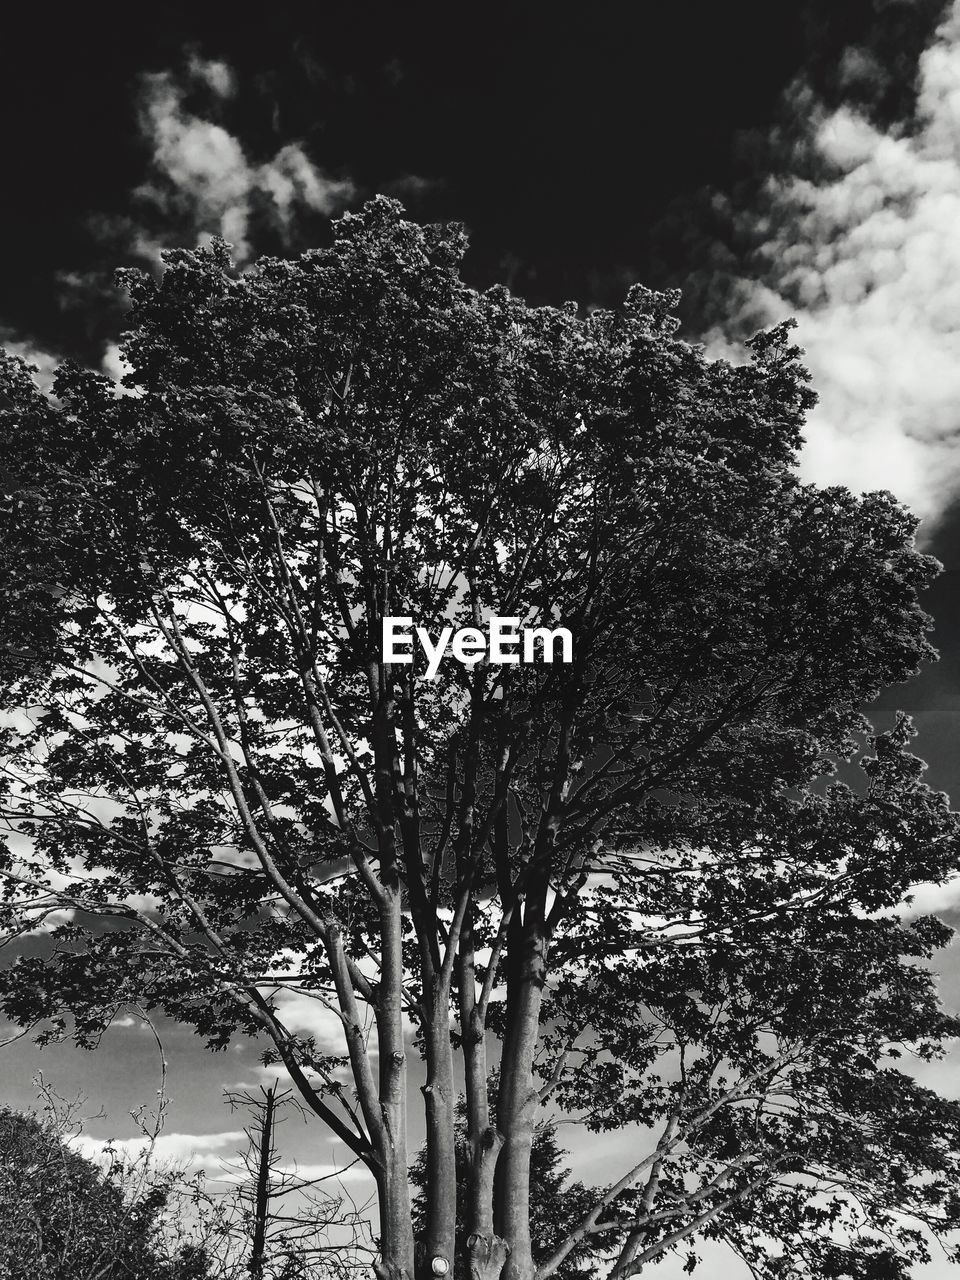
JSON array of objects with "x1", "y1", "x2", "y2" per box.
[
  {"x1": 371, "y1": 662, "x2": 572, "y2": 1280},
  {"x1": 373, "y1": 902, "x2": 550, "y2": 1280}
]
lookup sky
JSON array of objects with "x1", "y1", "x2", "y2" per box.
[{"x1": 3, "y1": 2, "x2": 960, "y2": 1275}]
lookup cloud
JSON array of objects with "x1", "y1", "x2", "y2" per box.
[
  {"x1": 898, "y1": 1037, "x2": 960, "y2": 1101},
  {"x1": 0, "y1": 332, "x2": 61, "y2": 395},
  {"x1": 69, "y1": 1128, "x2": 246, "y2": 1174},
  {"x1": 110, "y1": 1013, "x2": 158, "y2": 1031},
  {"x1": 101, "y1": 341, "x2": 141, "y2": 394},
  {"x1": 131, "y1": 56, "x2": 355, "y2": 263},
  {"x1": 266, "y1": 985, "x2": 358, "y2": 1061},
  {"x1": 707, "y1": 1, "x2": 960, "y2": 529},
  {"x1": 898, "y1": 877, "x2": 960, "y2": 918},
  {"x1": 190, "y1": 55, "x2": 235, "y2": 100},
  {"x1": 39, "y1": 53, "x2": 358, "y2": 384},
  {"x1": 272, "y1": 1160, "x2": 371, "y2": 1186},
  {"x1": 4, "y1": 323, "x2": 135, "y2": 399}
]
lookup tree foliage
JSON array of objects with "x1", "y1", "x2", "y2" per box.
[
  {"x1": 0, "y1": 1103, "x2": 210, "y2": 1279},
  {"x1": 1, "y1": 198, "x2": 959, "y2": 1280}
]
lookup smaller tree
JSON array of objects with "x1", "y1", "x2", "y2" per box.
[
  {"x1": 0, "y1": 1076, "x2": 373, "y2": 1280},
  {"x1": 213, "y1": 1082, "x2": 376, "y2": 1280},
  {"x1": 0, "y1": 1090, "x2": 211, "y2": 1279}
]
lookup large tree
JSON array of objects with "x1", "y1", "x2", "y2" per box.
[{"x1": 1, "y1": 198, "x2": 959, "y2": 1280}]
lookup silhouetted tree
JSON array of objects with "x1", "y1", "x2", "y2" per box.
[
  {"x1": 2, "y1": 198, "x2": 959, "y2": 1280},
  {"x1": 216, "y1": 1083, "x2": 374, "y2": 1280}
]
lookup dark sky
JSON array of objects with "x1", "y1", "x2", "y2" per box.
[{"x1": 0, "y1": 2, "x2": 947, "y2": 338}]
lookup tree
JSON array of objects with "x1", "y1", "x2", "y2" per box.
[
  {"x1": 215, "y1": 1082, "x2": 375, "y2": 1280},
  {"x1": 0, "y1": 1100, "x2": 211, "y2": 1279},
  {"x1": 0, "y1": 1077, "x2": 368, "y2": 1280},
  {"x1": 1, "y1": 197, "x2": 959, "y2": 1280}
]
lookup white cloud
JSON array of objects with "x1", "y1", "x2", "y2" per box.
[
  {"x1": 268, "y1": 986, "x2": 350, "y2": 1057},
  {"x1": 189, "y1": 54, "x2": 235, "y2": 100},
  {"x1": 101, "y1": 341, "x2": 142, "y2": 395},
  {"x1": 4, "y1": 330, "x2": 139, "y2": 400},
  {"x1": 69, "y1": 1128, "x2": 246, "y2": 1173},
  {"x1": 898, "y1": 1036, "x2": 960, "y2": 1101},
  {"x1": 133, "y1": 58, "x2": 355, "y2": 262},
  {"x1": 110, "y1": 1013, "x2": 159, "y2": 1031},
  {"x1": 1, "y1": 334, "x2": 60, "y2": 395},
  {"x1": 5, "y1": 56, "x2": 357, "y2": 386},
  {"x1": 273, "y1": 1160, "x2": 371, "y2": 1186},
  {"x1": 898, "y1": 877, "x2": 960, "y2": 918},
  {"x1": 710, "y1": 0, "x2": 960, "y2": 528}
]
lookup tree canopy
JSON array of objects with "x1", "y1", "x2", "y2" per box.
[{"x1": 1, "y1": 197, "x2": 959, "y2": 1280}]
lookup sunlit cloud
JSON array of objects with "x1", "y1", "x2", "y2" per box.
[
  {"x1": 0, "y1": 332, "x2": 61, "y2": 395},
  {"x1": 268, "y1": 986, "x2": 348, "y2": 1056},
  {"x1": 898, "y1": 877, "x2": 960, "y2": 918},
  {"x1": 131, "y1": 55, "x2": 355, "y2": 263},
  {"x1": 708, "y1": 0, "x2": 960, "y2": 529},
  {"x1": 69, "y1": 1128, "x2": 246, "y2": 1173}
]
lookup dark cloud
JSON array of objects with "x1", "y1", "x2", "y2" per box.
[{"x1": 1, "y1": 2, "x2": 949, "y2": 350}]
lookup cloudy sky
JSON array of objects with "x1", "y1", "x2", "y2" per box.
[{"x1": 4, "y1": 3, "x2": 960, "y2": 1275}]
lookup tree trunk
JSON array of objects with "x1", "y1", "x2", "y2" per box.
[
  {"x1": 375, "y1": 887, "x2": 416, "y2": 1280},
  {"x1": 418, "y1": 980, "x2": 458, "y2": 1280},
  {"x1": 375, "y1": 1152, "x2": 416, "y2": 1280},
  {"x1": 457, "y1": 851, "x2": 509, "y2": 1280},
  {"x1": 495, "y1": 695, "x2": 577, "y2": 1280},
  {"x1": 247, "y1": 1084, "x2": 275, "y2": 1279},
  {"x1": 495, "y1": 908, "x2": 549, "y2": 1280},
  {"x1": 466, "y1": 1229, "x2": 511, "y2": 1280}
]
